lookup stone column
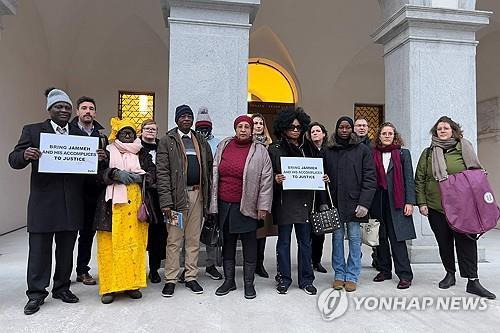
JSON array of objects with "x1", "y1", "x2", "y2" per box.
[
  {"x1": 161, "y1": 0, "x2": 260, "y2": 137},
  {"x1": 0, "y1": 0, "x2": 17, "y2": 39},
  {"x1": 373, "y1": 0, "x2": 491, "y2": 262},
  {"x1": 477, "y1": 98, "x2": 500, "y2": 229}
]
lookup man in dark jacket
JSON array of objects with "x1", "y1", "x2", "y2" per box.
[
  {"x1": 70, "y1": 96, "x2": 108, "y2": 285},
  {"x1": 354, "y1": 117, "x2": 380, "y2": 270},
  {"x1": 9, "y1": 88, "x2": 87, "y2": 315},
  {"x1": 157, "y1": 105, "x2": 213, "y2": 297},
  {"x1": 354, "y1": 118, "x2": 371, "y2": 146},
  {"x1": 323, "y1": 116, "x2": 376, "y2": 292}
]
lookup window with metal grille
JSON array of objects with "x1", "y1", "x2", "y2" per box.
[
  {"x1": 353, "y1": 104, "x2": 384, "y2": 140},
  {"x1": 118, "y1": 91, "x2": 155, "y2": 127}
]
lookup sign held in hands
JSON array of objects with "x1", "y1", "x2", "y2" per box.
[
  {"x1": 38, "y1": 133, "x2": 99, "y2": 174},
  {"x1": 280, "y1": 157, "x2": 325, "y2": 190}
]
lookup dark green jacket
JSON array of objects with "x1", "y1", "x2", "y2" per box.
[
  {"x1": 415, "y1": 143, "x2": 466, "y2": 213},
  {"x1": 156, "y1": 128, "x2": 213, "y2": 216}
]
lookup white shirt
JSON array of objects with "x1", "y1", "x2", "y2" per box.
[
  {"x1": 50, "y1": 121, "x2": 69, "y2": 135},
  {"x1": 382, "y1": 152, "x2": 391, "y2": 173},
  {"x1": 177, "y1": 129, "x2": 191, "y2": 139}
]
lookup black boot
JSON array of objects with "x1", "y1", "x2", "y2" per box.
[
  {"x1": 244, "y1": 262, "x2": 257, "y2": 299},
  {"x1": 255, "y1": 260, "x2": 269, "y2": 278},
  {"x1": 215, "y1": 260, "x2": 236, "y2": 296},
  {"x1": 255, "y1": 239, "x2": 269, "y2": 278},
  {"x1": 466, "y1": 279, "x2": 496, "y2": 299},
  {"x1": 438, "y1": 271, "x2": 456, "y2": 289}
]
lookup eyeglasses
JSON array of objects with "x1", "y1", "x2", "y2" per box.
[
  {"x1": 355, "y1": 124, "x2": 368, "y2": 127},
  {"x1": 143, "y1": 127, "x2": 157, "y2": 132},
  {"x1": 287, "y1": 125, "x2": 302, "y2": 131}
]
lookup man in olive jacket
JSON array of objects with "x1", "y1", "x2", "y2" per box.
[{"x1": 157, "y1": 105, "x2": 213, "y2": 297}]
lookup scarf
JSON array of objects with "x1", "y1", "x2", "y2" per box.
[
  {"x1": 141, "y1": 139, "x2": 158, "y2": 152},
  {"x1": 105, "y1": 138, "x2": 146, "y2": 204},
  {"x1": 254, "y1": 134, "x2": 266, "y2": 144},
  {"x1": 430, "y1": 136, "x2": 482, "y2": 181},
  {"x1": 373, "y1": 144, "x2": 405, "y2": 209}
]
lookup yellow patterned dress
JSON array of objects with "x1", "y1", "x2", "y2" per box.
[{"x1": 97, "y1": 183, "x2": 148, "y2": 295}]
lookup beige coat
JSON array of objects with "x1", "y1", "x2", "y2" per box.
[{"x1": 209, "y1": 137, "x2": 273, "y2": 220}]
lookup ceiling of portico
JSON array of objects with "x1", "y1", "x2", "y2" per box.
[
  {"x1": 30, "y1": 0, "x2": 168, "y2": 81},
  {"x1": 9, "y1": 0, "x2": 500, "y2": 120}
]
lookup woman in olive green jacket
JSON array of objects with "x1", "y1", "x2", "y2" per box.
[{"x1": 415, "y1": 116, "x2": 495, "y2": 299}]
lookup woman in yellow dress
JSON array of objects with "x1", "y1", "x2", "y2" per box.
[{"x1": 95, "y1": 118, "x2": 155, "y2": 304}]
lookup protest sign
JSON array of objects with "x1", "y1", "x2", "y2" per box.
[
  {"x1": 280, "y1": 157, "x2": 325, "y2": 190},
  {"x1": 38, "y1": 133, "x2": 99, "y2": 174}
]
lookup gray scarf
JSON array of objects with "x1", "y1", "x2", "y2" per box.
[{"x1": 430, "y1": 136, "x2": 482, "y2": 181}]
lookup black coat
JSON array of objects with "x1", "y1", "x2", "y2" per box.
[
  {"x1": 370, "y1": 148, "x2": 416, "y2": 241},
  {"x1": 70, "y1": 117, "x2": 109, "y2": 225},
  {"x1": 322, "y1": 135, "x2": 376, "y2": 223},
  {"x1": 139, "y1": 140, "x2": 163, "y2": 225},
  {"x1": 268, "y1": 138, "x2": 314, "y2": 225},
  {"x1": 8, "y1": 119, "x2": 87, "y2": 233}
]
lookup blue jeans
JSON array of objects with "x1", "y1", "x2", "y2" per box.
[
  {"x1": 332, "y1": 222, "x2": 362, "y2": 283},
  {"x1": 276, "y1": 223, "x2": 315, "y2": 289}
]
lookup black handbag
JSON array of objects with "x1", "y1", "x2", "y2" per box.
[
  {"x1": 310, "y1": 185, "x2": 341, "y2": 236},
  {"x1": 200, "y1": 215, "x2": 221, "y2": 248},
  {"x1": 200, "y1": 215, "x2": 222, "y2": 266}
]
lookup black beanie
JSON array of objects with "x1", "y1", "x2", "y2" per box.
[
  {"x1": 175, "y1": 104, "x2": 194, "y2": 123},
  {"x1": 335, "y1": 116, "x2": 354, "y2": 130}
]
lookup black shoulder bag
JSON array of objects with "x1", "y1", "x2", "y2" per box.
[{"x1": 310, "y1": 185, "x2": 341, "y2": 236}]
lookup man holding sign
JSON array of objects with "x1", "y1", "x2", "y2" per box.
[{"x1": 9, "y1": 88, "x2": 89, "y2": 315}]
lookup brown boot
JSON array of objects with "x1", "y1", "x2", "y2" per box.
[
  {"x1": 344, "y1": 281, "x2": 357, "y2": 292},
  {"x1": 77, "y1": 273, "x2": 96, "y2": 285},
  {"x1": 332, "y1": 280, "x2": 344, "y2": 290}
]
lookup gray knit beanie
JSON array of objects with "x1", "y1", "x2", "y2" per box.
[{"x1": 46, "y1": 89, "x2": 73, "y2": 110}]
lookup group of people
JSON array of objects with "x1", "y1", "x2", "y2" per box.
[{"x1": 9, "y1": 88, "x2": 496, "y2": 316}]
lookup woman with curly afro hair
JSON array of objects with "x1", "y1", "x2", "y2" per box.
[{"x1": 268, "y1": 107, "x2": 321, "y2": 296}]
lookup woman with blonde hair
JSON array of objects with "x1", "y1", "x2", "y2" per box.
[{"x1": 251, "y1": 113, "x2": 276, "y2": 278}]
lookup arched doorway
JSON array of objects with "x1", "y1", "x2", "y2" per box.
[{"x1": 248, "y1": 58, "x2": 297, "y2": 139}]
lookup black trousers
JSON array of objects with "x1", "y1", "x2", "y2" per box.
[
  {"x1": 222, "y1": 219, "x2": 257, "y2": 265},
  {"x1": 75, "y1": 203, "x2": 96, "y2": 275},
  {"x1": 148, "y1": 223, "x2": 167, "y2": 271},
  {"x1": 27, "y1": 231, "x2": 78, "y2": 300},
  {"x1": 377, "y1": 192, "x2": 413, "y2": 280},
  {"x1": 257, "y1": 238, "x2": 266, "y2": 262},
  {"x1": 311, "y1": 233, "x2": 325, "y2": 264},
  {"x1": 428, "y1": 208, "x2": 478, "y2": 278}
]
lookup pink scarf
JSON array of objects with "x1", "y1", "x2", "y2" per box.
[{"x1": 105, "y1": 138, "x2": 146, "y2": 204}]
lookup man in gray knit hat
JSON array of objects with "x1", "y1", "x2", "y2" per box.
[{"x1": 9, "y1": 88, "x2": 87, "y2": 315}]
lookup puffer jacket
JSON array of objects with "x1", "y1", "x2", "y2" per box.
[{"x1": 209, "y1": 137, "x2": 273, "y2": 219}]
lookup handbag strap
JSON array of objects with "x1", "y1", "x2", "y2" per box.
[
  {"x1": 141, "y1": 176, "x2": 146, "y2": 203},
  {"x1": 311, "y1": 183, "x2": 334, "y2": 214}
]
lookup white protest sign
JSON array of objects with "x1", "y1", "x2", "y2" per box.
[
  {"x1": 280, "y1": 157, "x2": 325, "y2": 190},
  {"x1": 38, "y1": 133, "x2": 99, "y2": 174}
]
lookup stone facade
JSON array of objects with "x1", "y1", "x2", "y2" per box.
[
  {"x1": 162, "y1": 0, "x2": 259, "y2": 138},
  {"x1": 373, "y1": 1, "x2": 490, "y2": 262},
  {"x1": 0, "y1": 0, "x2": 16, "y2": 39}
]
